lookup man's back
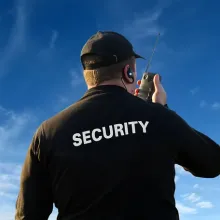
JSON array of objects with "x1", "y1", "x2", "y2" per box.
[
  {"x1": 15, "y1": 31, "x2": 220, "y2": 220},
  {"x1": 41, "y1": 85, "x2": 179, "y2": 219}
]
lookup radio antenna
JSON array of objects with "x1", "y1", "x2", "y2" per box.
[{"x1": 145, "y1": 33, "x2": 160, "y2": 73}]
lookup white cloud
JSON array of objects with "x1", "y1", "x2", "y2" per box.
[
  {"x1": 198, "y1": 100, "x2": 220, "y2": 110},
  {"x1": 0, "y1": 0, "x2": 27, "y2": 77},
  {"x1": 193, "y1": 184, "x2": 203, "y2": 190},
  {"x1": 0, "y1": 162, "x2": 21, "y2": 203},
  {"x1": 212, "y1": 102, "x2": 220, "y2": 110},
  {"x1": 0, "y1": 204, "x2": 18, "y2": 220},
  {"x1": 0, "y1": 103, "x2": 37, "y2": 216},
  {"x1": 0, "y1": 106, "x2": 37, "y2": 218},
  {"x1": 49, "y1": 30, "x2": 58, "y2": 49},
  {"x1": 182, "y1": 193, "x2": 201, "y2": 203},
  {"x1": 38, "y1": 30, "x2": 59, "y2": 59},
  {"x1": 193, "y1": 184, "x2": 199, "y2": 189},
  {"x1": 0, "y1": 106, "x2": 36, "y2": 150},
  {"x1": 190, "y1": 87, "x2": 200, "y2": 95},
  {"x1": 196, "y1": 201, "x2": 213, "y2": 209},
  {"x1": 123, "y1": 9, "x2": 164, "y2": 40},
  {"x1": 0, "y1": 161, "x2": 59, "y2": 220},
  {"x1": 0, "y1": 191, "x2": 16, "y2": 200},
  {"x1": 0, "y1": 161, "x2": 60, "y2": 219},
  {"x1": 176, "y1": 202, "x2": 197, "y2": 215}
]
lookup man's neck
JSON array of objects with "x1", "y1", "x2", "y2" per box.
[{"x1": 87, "y1": 80, "x2": 123, "y2": 90}]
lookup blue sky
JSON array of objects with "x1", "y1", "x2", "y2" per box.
[{"x1": 0, "y1": 0, "x2": 219, "y2": 219}]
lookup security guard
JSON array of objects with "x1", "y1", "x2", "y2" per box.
[{"x1": 15, "y1": 31, "x2": 220, "y2": 220}]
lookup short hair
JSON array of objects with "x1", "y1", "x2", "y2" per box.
[{"x1": 82, "y1": 55, "x2": 136, "y2": 86}]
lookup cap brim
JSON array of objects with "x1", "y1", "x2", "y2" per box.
[{"x1": 134, "y1": 52, "x2": 145, "y2": 60}]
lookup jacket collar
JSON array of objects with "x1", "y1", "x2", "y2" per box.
[{"x1": 82, "y1": 85, "x2": 127, "y2": 99}]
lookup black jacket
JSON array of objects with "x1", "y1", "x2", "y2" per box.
[{"x1": 15, "y1": 85, "x2": 220, "y2": 220}]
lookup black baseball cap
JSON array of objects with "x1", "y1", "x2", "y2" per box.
[{"x1": 81, "y1": 31, "x2": 145, "y2": 70}]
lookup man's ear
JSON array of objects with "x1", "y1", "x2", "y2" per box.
[{"x1": 123, "y1": 64, "x2": 134, "y2": 83}]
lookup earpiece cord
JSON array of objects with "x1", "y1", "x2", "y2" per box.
[{"x1": 121, "y1": 77, "x2": 127, "y2": 91}]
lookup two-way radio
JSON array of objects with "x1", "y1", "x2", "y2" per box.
[{"x1": 137, "y1": 33, "x2": 161, "y2": 101}]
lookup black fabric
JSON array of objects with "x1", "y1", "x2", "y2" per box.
[
  {"x1": 15, "y1": 85, "x2": 220, "y2": 220},
  {"x1": 80, "y1": 31, "x2": 144, "y2": 69}
]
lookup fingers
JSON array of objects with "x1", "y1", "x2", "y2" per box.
[
  {"x1": 137, "y1": 80, "x2": 141, "y2": 86},
  {"x1": 136, "y1": 76, "x2": 161, "y2": 95},
  {"x1": 153, "y1": 74, "x2": 160, "y2": 92},
  {"x1": 135, "y1": 88, "x2": 139, "y2": 93},
  {"x1": 134, "y1": 88, "x2": 139, "y2": 96},
  {"x1": 134, "y1": 80, "x2": 141, "y2": 96},
  {"x1": 135, "y1": 75, "x2": 166, "y2": 104}
]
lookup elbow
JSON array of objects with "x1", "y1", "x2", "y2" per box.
[
  {"x1": 205, "y1": 165, "x2": 220, "y2": 178},
  {"x1": 206, "y1": 171, "x2": 220, "y2": 178},
  {"x1": 186, "y1": 164, "x2": 220, "y2": 178},
  {"x1": 193, "y1": 169, "x2": 220, "y2": 178}
]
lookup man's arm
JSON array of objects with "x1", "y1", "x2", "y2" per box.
[
  {"x1": 165, "y1": 109, "x2": 220, "y2": 178},
  {"x1": 161, "y1": 103, "x2": 219, "y2": 176},
  {"x1": 135, "y1": 76, "x2": 220, "y2": 177},
  {"x1": 15, "y1": 124, "x2": 53, "y2": 220}
]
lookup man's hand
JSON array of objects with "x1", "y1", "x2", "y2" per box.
[{"x1": 134, "y1": 74, "x2": 167, "y2": 105}]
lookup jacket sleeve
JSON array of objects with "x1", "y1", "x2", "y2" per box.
[
  {"x1": 165, "y1": 109, "x2": 220, "y2": 178},
  {"x1": 15, "y1": 124, "x2": 53, "y2": 220}
]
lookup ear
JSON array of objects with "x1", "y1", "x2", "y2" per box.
[{"x1": 123, "y1": 64, "x2": 133, "y2": 83}]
